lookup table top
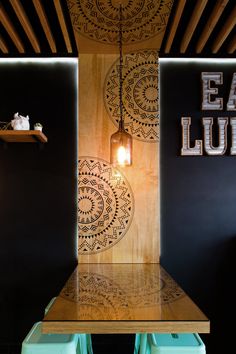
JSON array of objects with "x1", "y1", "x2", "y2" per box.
[{"x1": 42, "y1": 263, "x2": 210, "y2": 334}]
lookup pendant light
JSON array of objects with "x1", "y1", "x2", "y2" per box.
[{"x1": 110, "y1": 5, "x2": 132, "y2": 167}]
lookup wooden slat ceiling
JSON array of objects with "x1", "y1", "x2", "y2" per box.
[
  {"x1": 0, "y1": 0, "x2": 235, "y2": 56},
  {"x1": 0, "y1": 0, "x2": 77, "y2": 56},
  {"x1": 161, "y1": 0, "x2": 236, "y2": 56}
]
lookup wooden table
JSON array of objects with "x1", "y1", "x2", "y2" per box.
[{"x1": 42, "y1": 264, "x2": 210, "y2": 334}]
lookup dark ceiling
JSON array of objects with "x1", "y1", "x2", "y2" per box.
[{"x1": 0, "y1": 0, "x2": 235, "y2": 57}]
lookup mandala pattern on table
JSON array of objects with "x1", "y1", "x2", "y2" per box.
[
  {"x1": 100, "y1": 265, "x2": 185, "y2": 306},
  {"x1": 60, "y1": 271, "x2": 131, "y2": 320},
  {"x1": 104, "y1": 50, "x2": 159, "y2": 142},
  {"x1": 78, "y1": 157, "x2": 134, "y2": 254},
  {"x1": 159, "y1": 268, "x2": 185, "y2": 304},
  {"x1": 60, "y1": 265, "x2": 185, "y2": 317},
  {"x1": 67, "y1": 0, "x2": 173, "y2": 44}
]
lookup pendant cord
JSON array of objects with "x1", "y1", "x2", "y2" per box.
[{"x1": 119, "y1": 5, "x2": 124, "y2": 130}]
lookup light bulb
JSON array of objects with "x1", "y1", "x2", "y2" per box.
[
  {"x1": 110, "y1": 129, "x2": 132, "y2": 166},
  {"x1": 117, "y1": 146, "x2": 130, "y2": 166}
]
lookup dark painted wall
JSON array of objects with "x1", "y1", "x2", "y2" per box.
[
  {"x1": 0, "y1": 60, "x2": 78, "y2": 351},
  {"x1": 160, "y1": 59, "x2": 236, "y2": 354}
]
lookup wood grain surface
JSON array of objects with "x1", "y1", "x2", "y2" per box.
[
  {"x1": 42, "y1": 264, "x2": 210, "y2": 334},
  {"x1": 0, "y1": 130, "x2": 47, "y2": 143},
  {"x1": 78, "y1": 53, "x2": 159, "y2": 263},
  {"x1": 68, "y1": 0, "x2": 173, "y2": 54}
]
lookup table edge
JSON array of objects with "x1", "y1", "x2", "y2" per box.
[{"x1": 42, "y1": 320, "x2": 210, "y2": 334}]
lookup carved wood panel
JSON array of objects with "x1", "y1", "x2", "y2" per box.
[
  {"x1": 78, "y1": 53, "x2": 159, "y2": 263},
  {"x1": 104, "y1": 50, "x2": 159, "y2": 142},
  {"x1": 78, "y1": 157, "x2": 134, "y2": 254},
  {"x1": 68, "y1": 0, "x2": 173, "y2": 44}
]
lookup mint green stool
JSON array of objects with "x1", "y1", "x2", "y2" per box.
[
  {"x1": 135, "y1": 333, "x2": 205, "y2": 354},
  {"x1": 134, "y1": 334, "x2": 147, "y2": 354},
  {"x1": 21, "y1": 322, "x2": 80, "y2": 354},
  {"x1": 44, "y1": 297, "x2": 93, "y2": 354}
]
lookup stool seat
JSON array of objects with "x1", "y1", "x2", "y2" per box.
[
  {"x1": 135, "y1": 333, "x2": 205, "y2": 354},
  {"x1": 149, "y1": 333, "x2": 205, "y2": 354},
  {"x1": 43, "y1": 297, "x2": 93, "y2": 354},
  {"x1": 21, "y1": 322, "x2": 80, "y2": 354}
]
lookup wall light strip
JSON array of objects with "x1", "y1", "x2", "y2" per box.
[
  {"x1": 0, "y1": 57, "x2": 78, "y2": 64},
  {"x1": 159, "y1": 57, "x2": 236, "y2": 64}
]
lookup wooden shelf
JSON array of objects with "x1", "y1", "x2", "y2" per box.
[
  {"x1": 42, "y1": 264, "x2": 210, "y2": 334},
  {"x1": 0, "y1": 130, "x2": 47, "y2": 143}
]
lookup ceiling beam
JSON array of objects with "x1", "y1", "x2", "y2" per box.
[
  {"x1": 0, "y1": 4, "x2": 25, "y2": 53},
  {"x1": 212, "y1": 5, "x2": 236, "y2": 53},
  {"x1": 196, "y1": 0, "x2": 229, "y2": 53},
  {"x1": 0, "y1": 35, "x2": 8, "y2": 53},
  {"x1": 180, "y1": 0, "x2": 208, "y2": 53},
  {"x1": 227, "y1": 34, "x2": 236, "y2": 54},
  {"x1": 9, "y1": 0, "x2": 40, "y2": 53},
  {"x1": 32, "y1": 0, "x2": 57, "y2": 53},
  {"x1": 53, "y1": 0, "x2": 72, "y2": 53},
  {"x1": 164, "y1": 0, "x2": 186, "y2": 53}
]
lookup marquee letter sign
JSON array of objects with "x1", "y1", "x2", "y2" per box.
[
  {"x1": 227, "y1": 73, "x2": 236, "y2": 111},
  {"x1": 202, "y1": 117, "x2": 228, "y2": 155},
  {"x1": 181, "y1": 72, "x2": 236, "y2": 156},
  {"x1": 201, "y1": 72, "x2": 223, "y2": 110},
  {"x1": 230, "y1": 118, "x2": 236, "y2": 155},
  {"x1": 181, "y1": 118, "x2": 202, "y2": 156}
]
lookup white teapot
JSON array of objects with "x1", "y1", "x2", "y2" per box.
[{"x1": 11, "y1": 112, "x2": 30, "y2": 130}]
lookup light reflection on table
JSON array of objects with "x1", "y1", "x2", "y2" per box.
[{"x1": 42, "y1": 264, "x2": 210, "y2": 334}]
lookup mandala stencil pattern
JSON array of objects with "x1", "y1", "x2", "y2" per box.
[
  {"x1": 60, "y1": 265, "x2": 185, "y2": 311},
  {"x1": 78, "y1": 157, "x2": 134, "y2": 254},
  {"x1": 61, "y1": 271, "x2": 131, "y2": 320},
  {"x1": 105, "y1": 50, "x2": 159, "y2": 142},
  {"x1": 68, "y1": 0, "x2": 173, "y2": 44}
]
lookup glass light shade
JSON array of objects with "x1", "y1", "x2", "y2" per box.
[{"x1": 110, "y1": 128, "x2": 132, "y2": 166}]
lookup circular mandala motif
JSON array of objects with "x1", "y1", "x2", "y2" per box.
[
  {"x1": 78, "y1": 186, "x2": 105, "y2": 224},
  {"x1": 60, "y1": 271, "x2": 131, "y2": 320},
  {"x1": 105, "y1": 50, "x2": 159, "y2": 142},
  {"x1": 133, "y1": 75, "x2": 158, "y2": 112},
  {"x1": 78, "y1": 157, "x2": 134, "y2": 254},
  {"x1": 68, "y1": 0, "x2": 173, "y2": 44}
]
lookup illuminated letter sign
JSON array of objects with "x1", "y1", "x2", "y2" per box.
[
  {"x1": 181, "y1": 118, "x2": 202, "y2": 156},
  {"x1": 202, "y1": 117, "x2": 228, "y2": 155},
  {"x1": 181, "y1": 72, "x2": 236, "y2": 156},
  {"x1": 227, "y1": 73, "x2": 236, "y2": 111},
  {"x1": 201, "y1": 72, "x2": 223, "y2": 110},
  {"x1": 230, "y1": 118, "x2": 236, "y2": 155}
]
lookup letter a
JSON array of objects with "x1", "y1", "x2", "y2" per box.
[{"x1": 227, "y1": 73, "x2": 236, "y2": 111}]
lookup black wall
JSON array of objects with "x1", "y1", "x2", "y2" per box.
[
  {"x1": 160, "y1": 59, "x2": 236, "y2": 354},
  {"x1": 0, "y1": 60, "x2": 78, "y2": 351}
]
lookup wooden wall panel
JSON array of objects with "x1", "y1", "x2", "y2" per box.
[
  {"x1": 68, "y1": 0, "x2": 173, "y2": 54},
  {"x1": 78, "y1": 53, "x2": 159, "y2": 263}
]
